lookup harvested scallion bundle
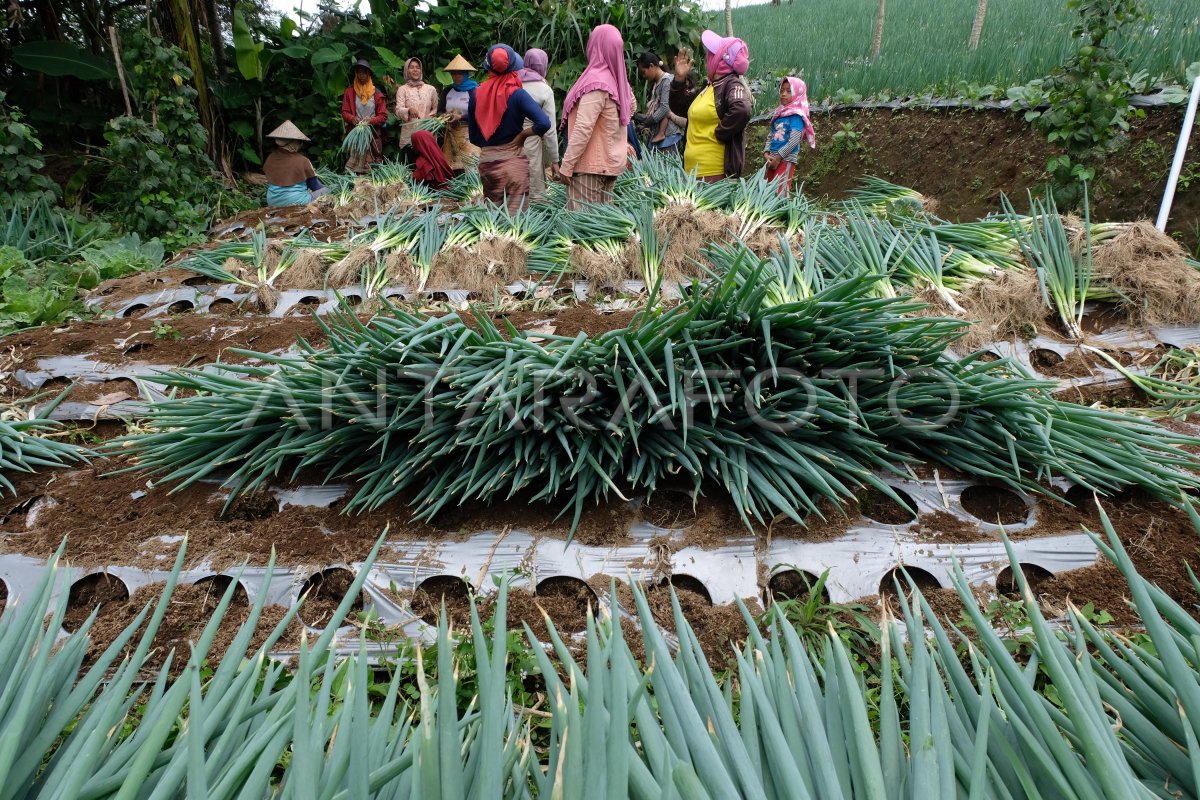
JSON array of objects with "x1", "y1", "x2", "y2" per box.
[
  {"x1": 1004, "y1": 190, "x2": 1092, "y2": 340},
  {"x1": 0, "y1": 398, "x2": 90, "y2": 494},
  {"x1": 339, "y1": 122, "x2": 375, "y2": 160}
]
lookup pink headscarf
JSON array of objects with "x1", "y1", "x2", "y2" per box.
[
  {"x1": 701, "y1": 30, "x2": 749, "y2": 79},
  {"x1": 771, "y1": 77, "x2": 816, "y2": 149},
  {"x1": 561, "y1": 24, "x2": 635, "y2": 126},
  {"x1": 517, "y1": 48, "x2": 548, "y2": 84}
]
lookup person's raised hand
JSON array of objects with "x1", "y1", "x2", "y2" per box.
[{"x1": 673, "y1": 54, "x2": 691, "y2": 82}]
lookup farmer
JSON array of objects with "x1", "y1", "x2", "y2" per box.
[
  {"x1": 557, "y1": 24, "x2": 633, "y2": 210},
  {"x1": 262, "y1": 121, "x2": 326, "y2": 207},
  {"x1": 517, "y1": 48, "x2": 560, "y2": 199},
  {"x1": 763, "y1": 76, "x2": 816, "y2": 195},
  {"x1": 394, "y1": 56, "x2": 439, "y2": 151},
  {"x1": 669, "y1": 31, "x2": 752, "y2": 181},
  {"x1": 633, "y1": 51, "x2": 686, "y2": 155},
  {"x1": 439, "y1": 54, "x2": 481, "y2": 174},
  {"x1": 410, "y1": 130, "x2": 454, "y2": 191},
  {"x1": 467, "y1": 44, "x2": 551, "y2": 213},
  {"x1": 340, "y1": 58, "x2": 388, "y2": 173}
]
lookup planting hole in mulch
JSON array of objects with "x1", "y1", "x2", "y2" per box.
[
  {"x1": 667, "y1": 574, "x2": 712, "y2": 605},
  {"x1": 1030, "y1": 349, "x2": 1064, "y2": 372},
  {"x1": 641, "y1": 490, "x2": 698, "y2": 529},
  {"x1": 192, "y1": 574, "x2": 250, "y2": 608},
  {"x1": 960, "y1": 485, "x2": 1029, "y2": 525},
  {"x1": 63, "y1": 573, "x2": 130, "y2": 632},
  {"x1": 412, "y1": 575, "x2": 472, "y2": 627},
  {"x1": 856, "y1": 487, "x2": 917, "y2": 525},
  {"x1": 767, "y1": 569, "x2": 828, "y2": 604},
  {"x1": 298, "y1": 567, "x2": 363, "y2": 628},
  {"x1": 1065, "y1": 484, "x2": 1099, "y2": 511},
  {"x1": 0, "y1": 579, "x2": 7, "y2": 615},
  {"x1": 296, "y1": 296, "x2": 321, "y2": 307},
  {"x1": 209, "y1": 298, "x2": 236, "y2": 314},
  {"x1": 995, "y1": 564, "x2": 1055, "y2": 599},
  {"x1": 122, "y1": 304, "x2": 148, "y2": 318},
  {"x1": 534, "y1": 576, "x2": 597, "y2": 635},
  {"x1": 216, "y1": 488, "x2": 276, "y2": 522},
  {"x1": 182, "y1": 275, "x2": 216, "y2": 287},
  {"x1": 975, "y1": 351, "x2": 1001, "y2": 363},
  {"x1": 879, "y1": 565, "x2": 941, "y2": 608},
  {"x1": 167, "y1": 300, "x2": 195, "y2": 314}
]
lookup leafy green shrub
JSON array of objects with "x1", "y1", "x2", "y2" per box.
[
  {"x1": 0, "y1": 250, "x2": 81, "y2": 333},
  {"x1": 0, "y1": 90, "x2": 60, "y2": 208},
  {"x1": 1024, "y1": 0, "x2": 1149, "y2": 205},
  {"x1": 77, "y1": 233, "x2": 165, "y2": 288},
  {"x1": 92, "y1": 34, "x2": 218, "y2": 250}
]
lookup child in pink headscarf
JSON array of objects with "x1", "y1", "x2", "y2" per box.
[{"x1": 763, "y1": 77, "x2": 816, "y2": 195}]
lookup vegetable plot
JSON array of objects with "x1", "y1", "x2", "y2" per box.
[{"x1": 120, "y1": 252, "x2": 1200, "y2": 534}]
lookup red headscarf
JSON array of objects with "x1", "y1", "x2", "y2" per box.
[
  {"x1": 475, "y1": 44, "x2": 524, "y2": 141},
  {"x1": 561, "y1": 24, "x2": 635, "y2": 126},
  {"x1": 411, "y1": 130, "x2": 453, "y2": 188}
]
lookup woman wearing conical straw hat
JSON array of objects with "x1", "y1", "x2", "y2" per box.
[
  {"x1": 439, "y1": 53, "x2": 481, "y2": 174},
  {"x1": 262, "y1": 121, "x2": 327, "y2": 207},
  {"x1": 340, "y1": 58, "x2": 388, "y2": 173}
]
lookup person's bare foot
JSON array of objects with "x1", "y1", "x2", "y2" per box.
[{"x1": 651, "y1": 133, "x2": 665, "y2": 143}]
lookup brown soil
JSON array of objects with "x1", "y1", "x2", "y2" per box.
[
  {"x1": 0, "y1": 457, "x2": 645, "y2": 570},
  {"x1": 76, "y1": 580, "x2": 303, "y2": 674},
  {"x1": 86, "y1": 269, "x2": 204, "y2": 308},
  {"x1": 639, "y1": 489, "x2": 750, "y2": 550},
  {"x1": 605, "y1": 577, "x2": 759, "y2": 673},
  {"x1": 458, "y1": 306, "x2": 639, "y2": 342},
  {"x1": 552, "y1": 307, "x2": 639, "y2": 339},
  {"x1": 857, "y1": 487, "x2": 917, "y2": 525},
  {"x1": 909, "y1": 510, "x2": 988, "y2": 543},
  {"x1": 411, "y1": 575, "x2": 473, "y2": 628},
  {"x1": 767, "y1": 569, "x2": 828, "y2": 602},
  {"x1": 0, "y1": 315, "x2": 334, "y2": 401},
  {"x1": 768, "y1": 107, "x2": 1199, "y2": 252},
  {"x1": 298, "y1": 568, "x2": 364, "y2": 627},
  {"x1": 1025, "y1": 488, "x2": 1200, "y2": 625},
  {"x1": 1030, "y1": 348, "x2": 1102, "y2": 379},
  {"x1": 960, "y1": 485, "x2": 1030, "y2": 525},
  {"x1": 1051, "y1": 379, "x2": 1149, "y2": 407},
  {"x1": 62, "y1": 572, "x2": 129, "y2": 632}
]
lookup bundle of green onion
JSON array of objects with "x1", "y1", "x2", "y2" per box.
[
  {"x1": 339, "y1": 122, "x2": 375, "y2": 160},
  {"x1": 0, "y1": 392, "x2": 90, "y2": 493},
  {"x1": 119, "y1": 254, "x2": 1200, "y2": 535}
]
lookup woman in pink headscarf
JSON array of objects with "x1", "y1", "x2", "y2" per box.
[
  {"x1": 518, "y1": 48, "x2": 560, "y2": 198},
  {"x1": 556, "y1": 24, "x2": 633, "y2": 210},
  {"x1": 763, "y1": 76, "x2": 816, "y2": 195},
  {"x1": 668, "y1": 30, "x2": 753, "y2": 181}
]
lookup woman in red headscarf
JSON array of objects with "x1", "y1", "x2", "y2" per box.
[
  {"x1": 467, "y1": 44, "x2": 552, "y2": 213},
  {"x1": 410, "y1": 130, "x2": 454, "y2": 190},
  {"x1": 668, "y1": 31, "x2": 753, "y2": 181}
]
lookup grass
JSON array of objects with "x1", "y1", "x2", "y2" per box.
[{"x1": 728, "y1": 0, "x2": 1200, "y2": 106}]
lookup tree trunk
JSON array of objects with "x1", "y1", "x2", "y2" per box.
[
  {"x1": 724, "y1": 0, "x2": 733, "y2": 37},
  {"x1": 165, "y1": 0, "x2": 222, "y2": 164},
  {"x1": 204, "y1": 0, "x2": 226, "y2": 73},
  {"x1": 969, "y1": 0, "x2": 989, "y2": 51},
  {"x1": 871, "y1": 0, "x2": 885, "y2": 61},
  {"x1": 772, "y1": 0, "x2": 780, "y2": 6}
]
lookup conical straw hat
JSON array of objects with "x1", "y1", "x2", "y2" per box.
[
  {"x1": 444, "y1": 54, "x2": 475, "y2": 72},
  {"x1": 266, "y1": 120, "x2": 310, "y2": 142}
]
